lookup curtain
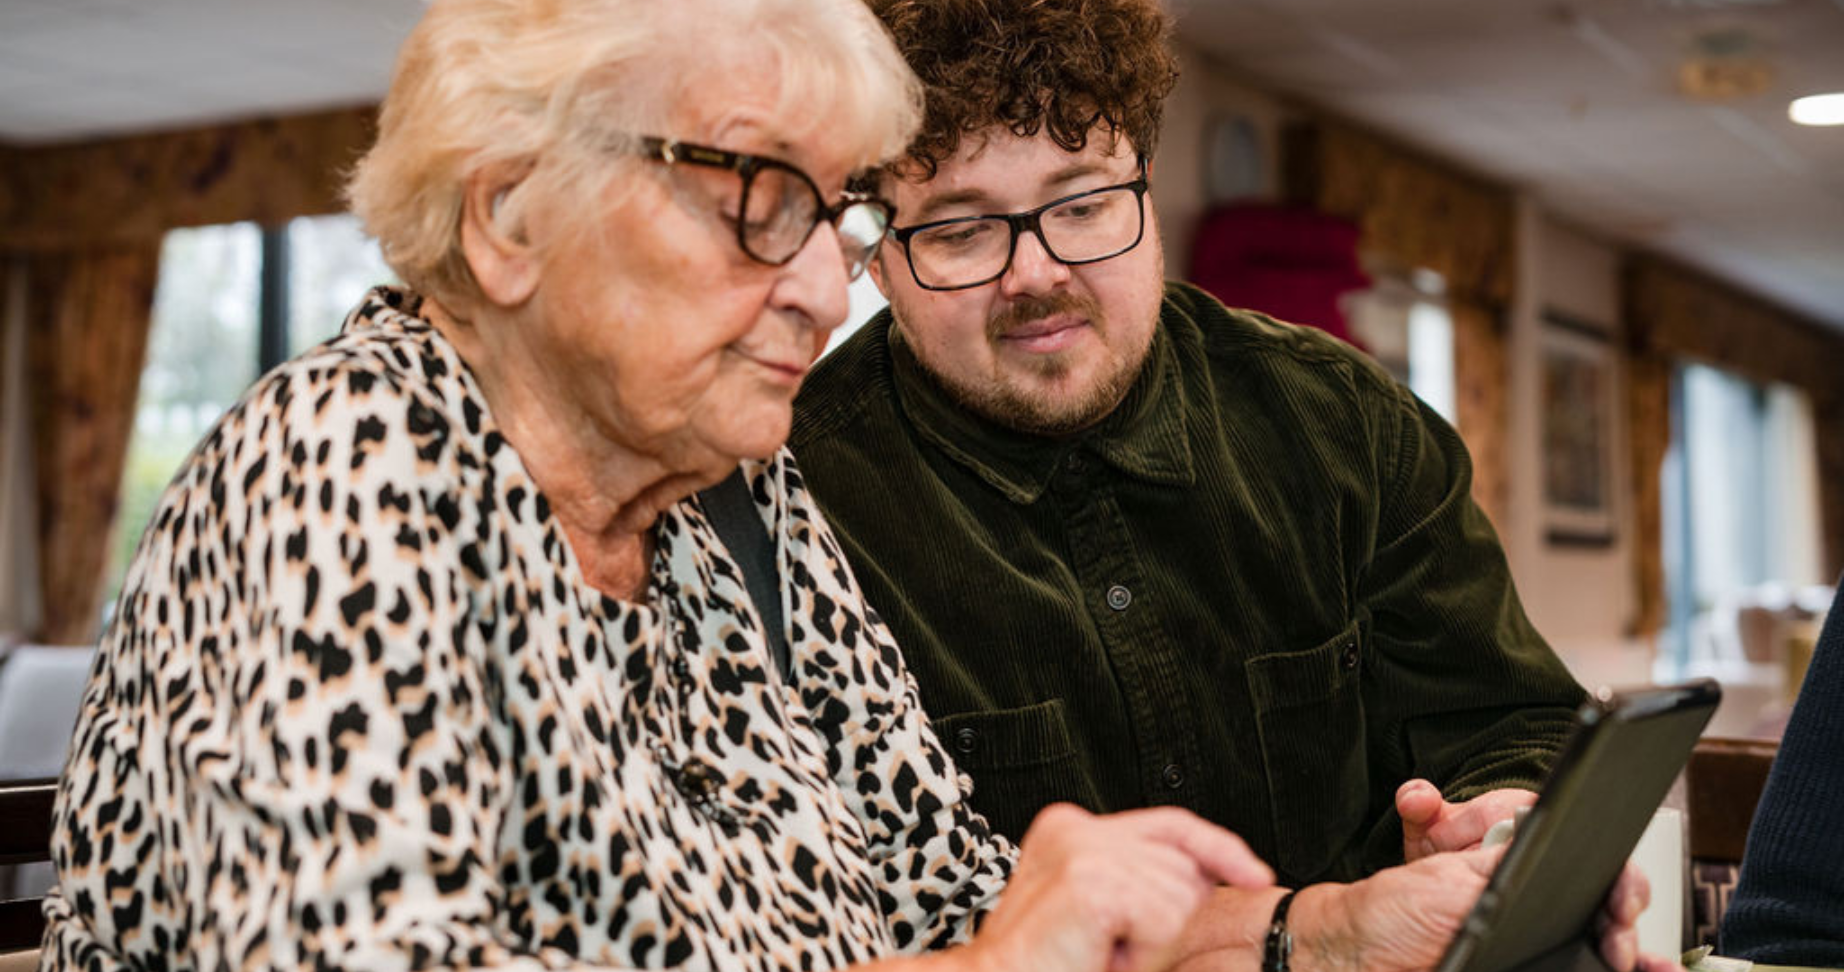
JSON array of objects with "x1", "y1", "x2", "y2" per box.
[
  {"x1": 26, "y1": 243, "x2": 161, "y2": 645},
  {"x1": 0, "y1": 107, "x2": 376, "y2": 645},
  {"x1": 1624, "y1": 257, "x2": 1844, "y2": 637},
  {"x1": 1451, "y1": 299, "x2": 1509, "y2": 529},
  {"x1": 1625, "y1": 349, "x2": 1671, "y2": 639},
  {"x1": 0, "y1": 108, "x2": 373, "y2": 250},
  {"x1": 1284, "y1": 121, "x2": 1518, "y2": 527},
  {"x1": 0, "y1": 257, "x2": 42, "y2": 638},
  {"x1": 1814, "y1": 393, "x2": 1844, "y2": 581},
  {"x1": 1284, "y1": 122, "x2": 1516, "y2": 307}
]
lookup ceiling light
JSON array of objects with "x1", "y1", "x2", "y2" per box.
[
  {"x1": 1789, "y1": 93, "x2": 1844, "y2": 126},
  {"x1": 1677, "y1": 28, "x2": 1774, "y2": 101}
]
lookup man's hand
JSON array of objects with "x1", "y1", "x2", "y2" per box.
[
  {"x1": 1395, "y1": 779, "x2": 1536, "y2": 861},
  {"x1": 1170, "y1": 843, "x2": 1676, "y2": 972},
  {"x1": 1297, "y1": 844, "x2": 1504, "y2": 972},
  {"x1": 1305, "y1": 848, "x2": 1670, "y2": 972},
  {"x1": 1595, "y1": 858, "x2": 1680, "y2": 972},
  {"x1": 1394, "y1": 780, "x2": 1672, "y2": 972}
]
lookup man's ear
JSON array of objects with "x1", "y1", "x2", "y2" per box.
[
  {"x1": 459, "y1": 160, "x2": 542, "y2": 308},
  {"x1": 867, "y1": 248, "x2": 892, "y2": 299}
]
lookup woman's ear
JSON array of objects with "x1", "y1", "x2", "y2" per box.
[{"x1": 459, "y1": 160, "x2": 542, "y2": 307}]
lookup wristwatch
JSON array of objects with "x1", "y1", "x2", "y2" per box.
[{"x1": 1263, "y1": 888, "x2": 1298, "y2": 972}]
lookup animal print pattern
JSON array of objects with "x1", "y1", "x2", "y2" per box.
[{"x1": 41, "y1": 287, "x2": 1014, "y2": 972}]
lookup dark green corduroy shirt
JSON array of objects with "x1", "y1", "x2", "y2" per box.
[{"x1": 789, "y1": 282, "x2": 1586, "y2": 885}]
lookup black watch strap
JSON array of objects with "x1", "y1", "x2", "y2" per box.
[{"x1": 1262, "y1": 888, "x2": 1298, "y2": 972}]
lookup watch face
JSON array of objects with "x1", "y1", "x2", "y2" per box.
[{"x1": 1205, "y1": 115, "x2": 1265, "y2": 202}]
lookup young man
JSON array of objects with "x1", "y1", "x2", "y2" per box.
[
  {"x1": 791, "y1": 2, "x2": 1664, "y2": 969},
  {"x1": 794, "y1": 0, "x2": 1578, "y2": 876}
]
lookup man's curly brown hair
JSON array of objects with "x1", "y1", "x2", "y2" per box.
[{"x1": 871, "y1": 0, "x2": 1179, "y2": 178}]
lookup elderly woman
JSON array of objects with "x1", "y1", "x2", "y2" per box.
[{"x1": 39, "y1": 1, "x2": 1270, "y2": 971}]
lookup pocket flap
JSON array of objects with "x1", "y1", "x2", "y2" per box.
[
  {"x1": 931, "y1": 698, "x2": 1075, "y2": 772},
  {"x1": 1246, "y1": 619, "x2": 1363, "y2": 713}
]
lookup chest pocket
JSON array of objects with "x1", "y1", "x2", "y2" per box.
[
  {"x1": 930, "y1": 698, "x2": 1102, "y2": 843},
  {"x1": 1246, "y1": 618, "x2": 1368, "y2": 883}
]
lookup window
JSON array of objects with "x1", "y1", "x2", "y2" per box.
[
  {"x1": 107, "y1": 215, "x2": 394, "y2": 604},
  {"x1": 287, "y1": 214, "x2": 399, "y2": 356},
  {"x1": 821, "y1": 273, "x2": 890, "y2": 357},
  {"x1": 1660, "y1": 361, "x2": 1827, "y2": 682},
  {"x1": 1346, "y1": 271, "x2": 1456, "y2": 423}
]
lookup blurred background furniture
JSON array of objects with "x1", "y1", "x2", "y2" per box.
[
  {"x1": 0, "y1": 644, "x2": 93, "y2": 781},
  {"x1": 0, "y1": 778, "x2": 55, "y2": 967},
  {"x1": 1683, "y1": 736, "x2": 1780, "y2": 949},
  {"x1": 0, "y1": 644, "x2": 91, "y2": 936}
]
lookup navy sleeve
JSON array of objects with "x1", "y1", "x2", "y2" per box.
[{"x1": 1720, "y1": 577, "x2": 1844, "y2": 965}]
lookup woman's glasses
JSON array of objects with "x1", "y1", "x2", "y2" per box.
[{"x1": 634, "y1": 136, "x2": 893, "y2": 282}]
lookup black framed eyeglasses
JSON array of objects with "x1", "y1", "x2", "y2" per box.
[
  {"x1": 633, "y1": 136, "x2": 894, "y2": 281},
  {"x1": 887, "y1": 159, "x2": 1150, "y2": 291}
]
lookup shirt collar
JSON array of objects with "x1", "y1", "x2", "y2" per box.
[{"x1": 888, "y1": 306, "x2": 1196, "y2": 505}]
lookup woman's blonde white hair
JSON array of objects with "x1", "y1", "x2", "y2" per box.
[{"x1": 347, "y1": 0, "x2": 922, "y2": 309}]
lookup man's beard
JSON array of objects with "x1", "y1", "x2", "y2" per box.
[{"x1": 911, "y1": 291, "x2": 1153, "y2": 437}]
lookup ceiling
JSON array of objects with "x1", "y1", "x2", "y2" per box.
[
  {"x1": 1175, "y1": 0, "x2": 1844, "y2": 330},
  {"x1": 3, "y1": 0, "x2": 1841, "y2": 330}
]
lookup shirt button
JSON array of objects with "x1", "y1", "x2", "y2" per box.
[
  {"x1": 953, "y1": 727, "x2": 980, "y2": 755},
  {"x1": 671, "y1": 657, "x2": 692, "y2": 678},
  {"x1": 1340, "y1": 642, "x2": 1360, "y2": 670},
  {"x1": 677, "y1": 759, "x2": 722, "y2": 801},
  {"x1": 1161, "y1": 762, "x2": 1186, "y2": 790},
  {"x1": 1106, "y1": 585, "x2": 1132, "y2": 611},
  {"x1": 1064, "y1": 453, "x2": 1086, "y2": 475}
]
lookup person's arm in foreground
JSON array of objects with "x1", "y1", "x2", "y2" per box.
[
  {"x1": 1370, "y1": 378, "x2": 1663, "y2": 972},
  {"x1": 1355, "y1": 374, "x2": 1584, "y2": 834},
  {"x1": 1722, "y1": 585, "x2": 1844, "y2": 966},
  {"x1": 1167, "y1": 843, "x2": 1674, "y2": 972}
]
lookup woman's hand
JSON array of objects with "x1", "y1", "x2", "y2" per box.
[{"x1": 962, "y1": 804, "x2": 1275, "y2": 972}]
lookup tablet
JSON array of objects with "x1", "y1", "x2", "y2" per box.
[{"x1": 1435, "y1": 679, "x2": 1723, "y2": 972}]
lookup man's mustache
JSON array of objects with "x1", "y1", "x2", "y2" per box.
[{"x1": 987, "y1": 292, "x2": 1105, "y2": 340}]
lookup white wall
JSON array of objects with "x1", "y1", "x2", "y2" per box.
[{"x1": 1503, "y1": 201, "x2": 1653, "y2": 689}]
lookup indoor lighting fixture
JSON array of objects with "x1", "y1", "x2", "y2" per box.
[{"x1": 1789, "y1": 93, "x2": 1844, "y2": 126}]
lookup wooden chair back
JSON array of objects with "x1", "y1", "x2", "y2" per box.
[
  {"x1": 1685, "y1": 736, "x2": 1779, "y2": 862},
  {"x1": 1683, "y1": 736, "x2": 1780, "y2": 948},
  {"x1": 0, "y1": 779, "x2": 56, "y2": 956}
]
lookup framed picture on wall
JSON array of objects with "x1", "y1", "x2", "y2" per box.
[{"x1": 1540, "y1": 309, "x2": 1617, "y2": 547}]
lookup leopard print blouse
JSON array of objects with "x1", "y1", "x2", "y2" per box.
[{"x1": 41, "y1": 287, "x2": 1014, "y2": 972}]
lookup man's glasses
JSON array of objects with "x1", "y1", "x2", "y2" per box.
[
  {"x1": 887, "y1": 159, "x2": 1149, "y2": 291},
  {"x1": 634, "y1": 136, "x2": 893, "y2": 281}
]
